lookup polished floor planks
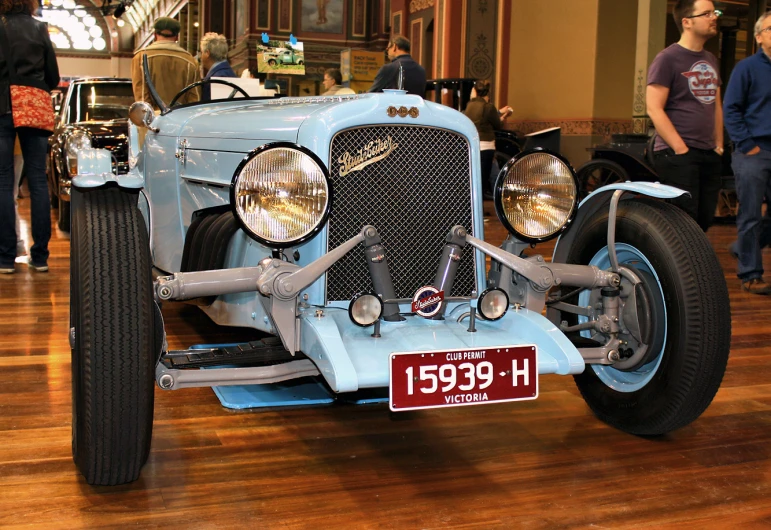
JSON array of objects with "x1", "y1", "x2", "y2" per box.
[{"x1": 1, "y1": 198, "x2": 771, "y2": 528}]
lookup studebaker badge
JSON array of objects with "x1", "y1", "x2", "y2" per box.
[{"x1": 338, "y1": 136, "x2": 398, "y2": 176}]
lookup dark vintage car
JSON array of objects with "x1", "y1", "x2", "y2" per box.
[
  {"x1": 576, "y1": 133, "x2": 737, "y2": 217},
  {"x1": 48, "y1": 77, "x2": 134, "y2": 231}
]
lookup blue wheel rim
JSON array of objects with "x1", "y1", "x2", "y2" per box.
[{"x1": 578, "y1": 243, "x2": 667, "y2": 392}]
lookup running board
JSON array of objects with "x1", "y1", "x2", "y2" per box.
[
  {"x1": 160, "y1": 337, "x2": 300, "y2": 368},
  {"x1": 155, "y1": 339, "x2": 319, "y2": 390}
]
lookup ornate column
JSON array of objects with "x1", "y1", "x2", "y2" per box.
[{"x1": 632, "y1": 0, "x2": 667, "y2": 134}]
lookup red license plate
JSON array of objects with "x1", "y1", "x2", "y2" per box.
[{"x1": 389, "y1": 345, "x2": 538, "y2": 411}]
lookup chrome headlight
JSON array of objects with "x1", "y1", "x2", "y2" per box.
[
  {"x1": 65, "y1": 130, "x2": 92, "y2": 158},
  {"x1": 230, "y1": 143, "x2": 331, "y2": 248},
  {"x1": 494, "y1": 149, "x2": 578, "y2": 243}
]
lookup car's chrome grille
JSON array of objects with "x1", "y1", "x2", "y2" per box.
[{"x1": 327, "y1": 125, "x2": 475, "y2": 302}]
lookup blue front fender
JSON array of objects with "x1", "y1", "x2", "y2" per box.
[
  {"x1": 71, "y1": 147, "x2": 144, "y2": 190},
  {"x1": 72, "y1": 124, "x2": 144, "y2": 190},
  {"x1": 552, "y1": 182, "x2": 687, "y2": 265}
]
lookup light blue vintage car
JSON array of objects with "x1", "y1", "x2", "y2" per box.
[{"x1": 68, "y1": 73, "x2": 731, "y2": 486}]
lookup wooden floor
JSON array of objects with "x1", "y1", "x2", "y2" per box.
[{"x1": 2, "y1": 197, "x2": 771, "y2": 529}]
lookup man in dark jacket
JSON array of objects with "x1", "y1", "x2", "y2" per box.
[
  {"x1": 199, "y1": 32, "x2": 237, "y2": 102},
  {"x1": 723, "y1": 11, "x2": 771, "y2": 294},
  {"x1": 368, "y1": 36, "x2": 426, "y2": 97}
]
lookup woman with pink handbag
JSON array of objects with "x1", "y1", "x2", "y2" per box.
[{"x1": 0, "y1": 0, "x2": 59, "y2": 274}]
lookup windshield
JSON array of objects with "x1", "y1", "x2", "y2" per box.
[{"x1": 65, "y1": 82, "x2": 134, "y2": 123}]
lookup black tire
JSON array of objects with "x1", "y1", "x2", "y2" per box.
[
  {"x1": 564, "y1": 198, "x2": 730, "y2": 435},
  {"x1": 576, "y1": 159, "x2": 629, "y2": 201},
  {"x1": 58, "y1": 198, "x2": 70, "y2": 232},
  {"x1": 71, "y1": 187, "x2": 155, "y2": 485},
  {"x1": 267, "y1": 59, "x2": 277, "y2": 66}
]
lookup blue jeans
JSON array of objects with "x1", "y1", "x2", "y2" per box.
[
  {"x1": 732, "y1": 149, "x2": 771, "y2": 280},
  {"x1": 0, "y1": 114, "x2": 51, "y2": 268}
]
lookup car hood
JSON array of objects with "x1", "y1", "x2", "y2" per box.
[
  {"x1": 145, "y1": 93, "x2": 478, "y2": 160},
  {"x1": 155, "y1": 96, "x2": 374, "y2": 146}
]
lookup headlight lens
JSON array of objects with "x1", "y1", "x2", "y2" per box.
[
  {"x1": 231, "y1": 144, "x2": 330, "y2": 247},
  {"x1": 65, "y1": 130, "x2": 92, "y2": 158},
  {"x1": 494, "y1": 150, "x2": 578, "y2": 242}
]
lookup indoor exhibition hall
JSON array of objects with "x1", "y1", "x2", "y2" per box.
[{"x1": 2, "y1": 0, "x2": 771, "y2": 527}]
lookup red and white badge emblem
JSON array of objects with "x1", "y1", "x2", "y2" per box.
[
  {"x1": 681, "y1": 60, "x2": 718, "y2": 104},
  {"x1": 411, "y1": 286, "x2": 445, "y2": 318}
]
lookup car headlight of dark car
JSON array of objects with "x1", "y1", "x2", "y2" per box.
[
  {"x1": 494, "y1": 150, "x2": 578, "y2": 243},
  {"x1": 230, "y1": 142, "x2": 332, "y2": 248},
  {"x1": 65, "y1": 130, "x2": 93, "y2": 174}
]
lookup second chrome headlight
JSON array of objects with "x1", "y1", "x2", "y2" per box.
[
  {"x1": 494, "y1": 149, "x2": 578, "y2": 243},
  {"x1": 230, "y1": 143, "x2": 331, "y2": 248}
]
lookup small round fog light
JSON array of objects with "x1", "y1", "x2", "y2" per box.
[
  {"x1": 477, "y1": 288, "x2": 510, "y2": 321},
  {"x1": 349, "y1": 293, "x2": 384, "y2": 327}
]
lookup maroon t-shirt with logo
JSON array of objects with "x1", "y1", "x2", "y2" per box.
[{"x1": 647, "y1": 43, "x2": 720, "y2": 151}]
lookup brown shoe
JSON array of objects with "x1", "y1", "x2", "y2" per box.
[{"x1": 742, "y1": 278, "x2": 771, "y2": 295}]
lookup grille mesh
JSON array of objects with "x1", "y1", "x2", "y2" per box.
[{"x1": 327, "y1": 125, "x2": 475, "y2": 302}]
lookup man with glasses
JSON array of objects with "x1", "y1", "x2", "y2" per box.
[
  {"x1": 647, "y1": 0, "x2": 724, "y2": 232},
  {"x1": 368, "y1": 36, "x2": 426, "y2": 97},
  {"x1": 723, "y1": 11, "x2": 771, "y2": 294}
]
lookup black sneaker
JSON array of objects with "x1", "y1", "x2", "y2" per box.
[{"x1": 27, "y1": 260, "x2": 48, "y2": 273}]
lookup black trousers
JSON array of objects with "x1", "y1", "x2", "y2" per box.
[{"x1": 653, "y1": 147, "x2": 723, "y2": 232}]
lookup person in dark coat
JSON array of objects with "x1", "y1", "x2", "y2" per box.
[
  {"x1": 723, "y1": 11, "x2": 771, "y2": 294},
  {"x1": 199, "y1": 32, "x2": 237, "y2": 102},
  {"x1": 0, "y1": 0, "x2": 60, "y2": 273},
  {"x1": 368, "y1": 36, "x2": 426, "y2": 97}
]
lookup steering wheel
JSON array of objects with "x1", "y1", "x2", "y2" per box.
[{"x1": 169, "y1": 79, "x2": 251, "y2": 107}]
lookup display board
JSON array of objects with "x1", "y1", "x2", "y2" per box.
[{"x1": 340, "y1": 49, "x2": 385, "y2": 82}]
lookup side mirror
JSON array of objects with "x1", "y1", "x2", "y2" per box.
[{"x1": 128, "y1": 102, "x2": 158, "y2": 132}]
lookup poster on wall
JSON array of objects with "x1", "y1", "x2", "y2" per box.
[
  {"x1": 301, "y1": 0, "x2": 343, "y2": 34},
  {"x1": 257, "y1": 40, "x2": 306, "y2": 75}
]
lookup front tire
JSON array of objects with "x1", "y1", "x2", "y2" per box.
[
  {"x1": 564, "y1": 199, "x2": 730, "y2": 435},
  {"x1": 71, "y1": 187, "x2": 155, "y2": 485}
]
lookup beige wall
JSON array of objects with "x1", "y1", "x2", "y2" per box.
[
  {"x1": 506, "y1": 0, "x2": 639, "y2": 165},
  {"x1": 57, "y1": 56, "x2": 133, "y2": 80},
  {"x1": 593, "y1": 0, "x2": 638, "y2": 118},
  {"x1": 507, "y1": 0, "x2": 599, "y2": 119}
]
